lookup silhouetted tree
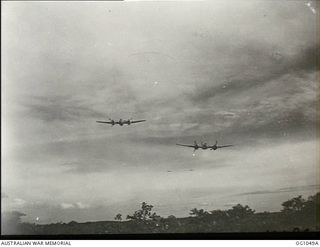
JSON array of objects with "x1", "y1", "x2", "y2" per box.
[
  {"x1": 210, "y1": 209, "x2": 230, "y2": 221},
  {"x1": 114, "y1": 214, "x2": 122, "y2": 221},
  {"x1": 281, "y1": 195, "x2": 306, "y2": 213},
  {"x1": 126, "y1": 202, "x2": 159, "y2": 222},
  {"x1": 6, "y1": 192, "x2": 319, "y2": 234},
  {"x1": 302, "y1": 193, "x2": 320, "y2": 213},
  {"x1": 227, "y1": 204, "x2": 255, "y2": 219},
  {"x1": 167, "y1": 215, "x2": 176, "y2": 219},
  {"x1": 189, "y1": 208, "x2": 210, "y2": 218}
]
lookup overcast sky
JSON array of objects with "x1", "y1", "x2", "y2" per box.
[{"x1": 2, "y1": 0, "x2": 320, "y2": 224}]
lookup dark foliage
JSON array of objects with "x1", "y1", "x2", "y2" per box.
[
  {"x1": 189, "y1": 208, "x2": 210, "y2": 218},
  {"x1": 2, "y1": 192, "x2": 319, "y2": 235},
  {"x1": 126, "y1": 202, "x2": 159, "y2": 222},
  {"x1": 114, "y1": 214, "x2": 122, "y2": 221}
]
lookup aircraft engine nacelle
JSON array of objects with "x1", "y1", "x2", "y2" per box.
[{"x1": 109, "y1": 119, "x2": 115, "y2": 125}]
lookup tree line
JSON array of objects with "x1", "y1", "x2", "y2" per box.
[{"x1": 2, "y1": 192, "x2": 319, "y2": 234}]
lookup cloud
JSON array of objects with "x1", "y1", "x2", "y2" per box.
[
  {"x1": 75, "y1": 202, "x2": 90, "y2": 209},
  {"x1": 60, "y1": 203, "x2": 75, "y2": 209},
  {"x1": 191, "y1": 44, "x2": 319, "y2": 105},
  {"x1": 1, "y1": 193, "x2": 9, "y2": 199},
  {"x1": 60, "y1": 202, "x2": 90, "y2": 210},
  {"x1": 4, "y1": 1, "x2": 318, "y2": 149},
  {"x1": 236, "y1": 184, "x2": 320, "y2": 196},
  {"x1": 12, "y1": 198, "x2": 27, "y2": 207},
  {"x1": 23, "y1": 95, "x2": 105, "y2": 123}
]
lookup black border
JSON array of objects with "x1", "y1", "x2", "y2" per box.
[{"x1": 1, "y1": 232, "x2": 320, "y2": 240}]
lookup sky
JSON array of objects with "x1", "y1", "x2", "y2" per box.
[{"x1": 2, "y1": 0, "x2": 320, "y2": 224}]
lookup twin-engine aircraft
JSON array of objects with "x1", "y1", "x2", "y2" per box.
[
  {"x1": 96, "y1": 118, "x2": 146, "y2": 126},
  {"x1": 176, "y1": 140, "x2": 233, "y2": 152}
]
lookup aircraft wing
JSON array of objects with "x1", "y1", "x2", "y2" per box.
[
  {"x1": 176, "y1": 144, "x2": 196, "y2": 148},
  {"x1": 217, "y1": 145, "x2": 233, "y2": 148},
  {"x1": 96, "y1": 121, "x2": 114, "y2": 124},
  {"x1": 130, "y1": 120, "x2": 146, "y2": 124}
]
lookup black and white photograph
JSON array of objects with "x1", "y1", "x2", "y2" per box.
[{"x1": 1, "y1": 0, "x2": 319, "y2": 239}]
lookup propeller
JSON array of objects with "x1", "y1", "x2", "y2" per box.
[
  {"x1": 211, "y1": 140, "x2": 218, "y2": 150},
  {"x1": 108, "y1": 118, "x2": 115, "y2": 126},
  {"x1": 127, "y1": 118, "x2": 133, "y2": 125}
]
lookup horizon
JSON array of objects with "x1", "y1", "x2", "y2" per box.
[{"x1": 4, "y1": 189, "x2": 320, "y2": 225}]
